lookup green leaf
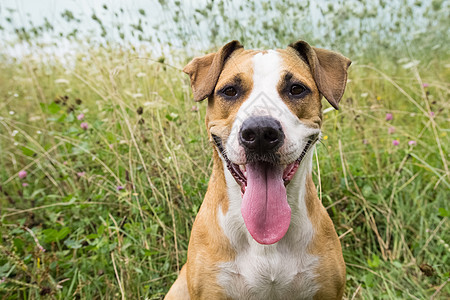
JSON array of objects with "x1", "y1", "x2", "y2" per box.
[
  {"x1": 165, "y1": 112, "x2": 179, "y2": 121},
  {"x1": 368, "y1": 254, "x2": 380, "y2": 269},
  {"x1": 0, "y1": 262, "x2": 11, "y2": 276},
  {"x1": 438, "y1": 207, "x2": 449, "y2": 217},
  {"x1": 56, "y1": 113, "x2": 67, "y2": 123},
  {"x1": 392, "y1": 261, "x2": 402, "y2": 268},
  {"x1": 97, "y1": 225, "x2": 106, "y2": 235},
  {"x1": 21, "y1": 146, "x2": 35, "y2": 157},
  {"x1": 143, "y1": 249, "x2": 158, "y2": 256},
  {"x1": 13, "y1": 238, "x2": 24, "y2": 252},
  {"x1": 43, "y1": 228, "x2": 58, "y2": 243},
  {"x1": 362, "y1": 185, "x2": 373, "y2": 197},
  {"x1": 56, "y1": 227, "x2": 71, "y2": 240},
  {"x1": 364, "y1": 272, "x2": 375, "y2": 287},
  {"x1": 48, "y1": 102, "x2": 61, "y2": 114}
]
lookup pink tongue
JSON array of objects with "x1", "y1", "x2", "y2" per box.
[{"x1": 241, "y1": 162, "x2": 291, "y2": 245}]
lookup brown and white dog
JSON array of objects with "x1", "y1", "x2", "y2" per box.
[{"x1": 165, "y1": 40, "x2": 351, "y2": 300}]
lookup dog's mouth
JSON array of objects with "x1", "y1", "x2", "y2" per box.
[
  {"x1": 212, "y1": 134, "x2": 318, "y2": 245},
  {"x1": 212, "y1": 134, "x2": 317, "y2": 192}
]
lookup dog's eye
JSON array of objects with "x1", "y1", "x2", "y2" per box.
[
  {"x1": 290, "y1": 84, "x2": 306, "y2": 96},
  {"x1": 223, "y1": 87, "x2": 237, "y2": 97}
]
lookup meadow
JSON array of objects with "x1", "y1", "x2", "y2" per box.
[{"x1": 0, "y1": 0, "x2": 449, "y2": 299}]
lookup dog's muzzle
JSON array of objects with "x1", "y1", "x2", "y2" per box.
[{"x1": 239, "y1": 116, "x2": 284, "y2": 162}]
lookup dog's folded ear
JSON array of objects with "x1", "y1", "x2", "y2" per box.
[
  {"x1": 183, "y1": 40, "x2": 244, "y2": 102},
  {"x1": 289, "y1": 41, "x2": 351, "y2": 110}
]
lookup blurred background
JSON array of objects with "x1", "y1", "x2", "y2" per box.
[
  {"x1": 1, "y1": 0, "x2": 448, "y2": 60},
  {"x1": 0, "y1": 1, "x2": 449, "y2": 299}
]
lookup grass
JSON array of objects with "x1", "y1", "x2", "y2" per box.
[{"x1": 0, "y1": 44, "x2": 449, "y2": 299}]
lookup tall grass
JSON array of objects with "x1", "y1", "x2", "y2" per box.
[
  {"x1": 0, "y1": 0, "x2": 449, "y2": 299},
  {"x1": 0, "y1": 42, "x2": 448, "y2": 299}
]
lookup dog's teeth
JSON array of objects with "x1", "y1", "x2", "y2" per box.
[{"x1": 239, "y1": 165, "x2": 246, "y2": 173}]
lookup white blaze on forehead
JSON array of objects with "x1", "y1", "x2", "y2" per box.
[
  {"x1": 244, "y1": 50, "x2": 289, "y2": 118},
  {"x1": 253, "y1": 50, "x2": 282, "y2": 84},
  {"x1": 225, "y1": 50, "x2": 320, "y2": 165}
]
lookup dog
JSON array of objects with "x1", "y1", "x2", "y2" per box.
[{"x1": 165, "y1": 40, "x2": 351, "y2": 299}]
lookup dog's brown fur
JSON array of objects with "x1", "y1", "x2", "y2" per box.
[{"x1": 166, "y1": 40, "x2": 350, "y2": 299}]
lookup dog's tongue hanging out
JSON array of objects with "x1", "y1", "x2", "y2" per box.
[{"x1": 241, "y1": 161, "x2": 291, "y2": 244}]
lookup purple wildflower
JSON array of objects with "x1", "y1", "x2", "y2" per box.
[
  {"x1": 117, "y1": 185, "x2": 124, "y2": 191},
  {"x1": 388, "y1": 127, "x2": 396, "y2": 134},
  {"x1": 408, "y1": 140, "x2": 417, "y2": 146},
  {"x1": 77, "y1": 172, "x2": 86, "y2": 177},
  {"x1": 392, "y1": 140, "x2": 400, "y2": 146},
  {"x1": 385, "y1": 113, "x2": 393, "y2": 121},
  {"x1": 18, "y1": 170, "x2": 27, "y2": 179},
  {"x1": 422, "y1": 83, "x2": 429, "y2": 88},
  {"x1": 77, "y1": 113, "x2": 85, "y2": 120},
  {"x1": 22, "y1": 183, "x2": 29, "y2": 187},
  {"x1": 80, "y1": 122, "x2": 89, "y2": 130}
]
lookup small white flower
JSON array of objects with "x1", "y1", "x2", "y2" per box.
[
  {"x1": 55, "y1": 78, "x2": 69, "y2": 84},
  {"x1": 29, "y1": 116, "x2": 42, "y2": 121},
  {"x1": 14, "y1": 142, "x2": 18, "y2": 146},
  {"x1": 136, "y1": 72, "x2": 146, "y2": 77},
  {"x1": 36, "y1": 130, "x2": 42, "y2": 134},
  {"x1": 132, "y1": 93, "x2": 144, "y2": 98},
  {"x1": 402, "y1": 60, "x2": 419, "y2": 69},
  {"x1": 14, "y1": 93, "x2": 18, "y2": 97},
  {"x1": 11, "y1": 130, "x2": 18, "y2": 136},
  {"x1": 9, "y1": 111, "x2": 15, "y2": 115}
]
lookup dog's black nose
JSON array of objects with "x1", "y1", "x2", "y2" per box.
[{"x1": 239, "y1": 116, "x2": 284, "y2": 153}]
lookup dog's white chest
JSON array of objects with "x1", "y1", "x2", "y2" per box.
[
  {"x1": 218, "y1": 242, "x2": 319, "y2": 300},
  {"x1": 217, "y1": 136, "x2": 320, "y2": 299},
  {"x1": 218, "y1": 161, "x2": 320, "y2": 299}
]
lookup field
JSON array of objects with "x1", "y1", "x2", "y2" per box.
[{"x1": 0, "y1": 1, "x2": 449, "y2": 299}]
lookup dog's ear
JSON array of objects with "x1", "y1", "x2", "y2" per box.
[
  {"x1": 289, "y1": 40, "x2": 351, "y2": 110},
  {"x1": 183, "y1": 40, "x2": 244, "y2": 101}
]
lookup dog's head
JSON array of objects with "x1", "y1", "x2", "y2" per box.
[{"x1": 184, "y1": 40, "x2": 351, "y2": 245}]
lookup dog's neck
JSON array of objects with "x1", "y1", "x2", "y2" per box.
[{"x1": 214, "y1": 147, "x2": 316, "y2": 250}]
